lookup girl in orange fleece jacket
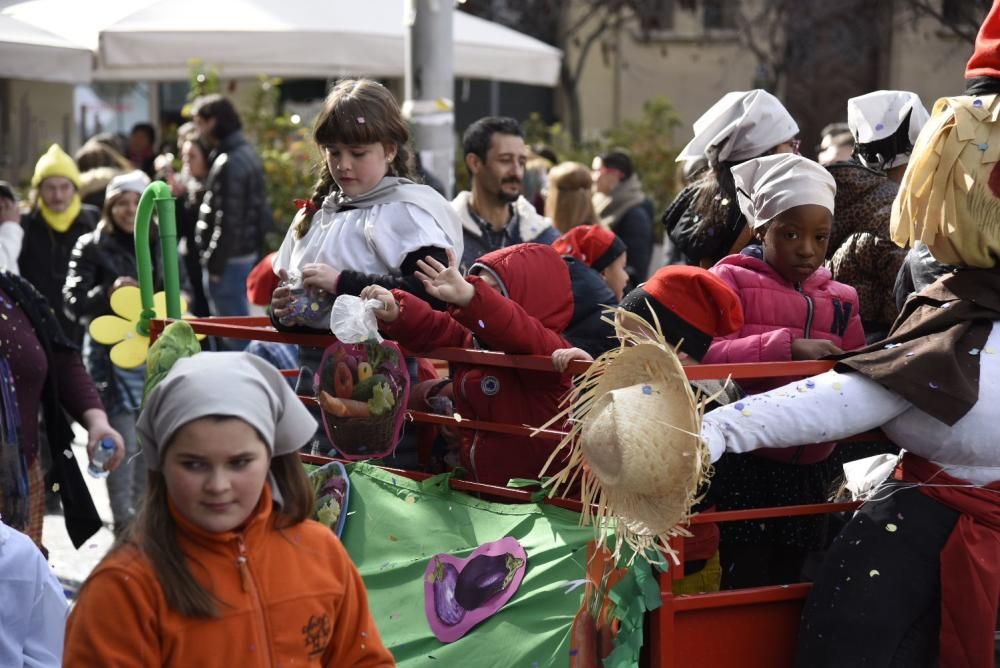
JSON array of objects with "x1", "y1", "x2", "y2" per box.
[{"x1": 64, "y1": 352, "x2": 394, "y2": 667}]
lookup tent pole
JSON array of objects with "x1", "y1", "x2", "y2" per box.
[{"x1": 404, "y1": 0, "x2": 455, "y2": 199}]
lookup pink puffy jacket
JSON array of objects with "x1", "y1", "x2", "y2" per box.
[{"x1": 704, "y1": 254, "x2": 866, "y2": 463}]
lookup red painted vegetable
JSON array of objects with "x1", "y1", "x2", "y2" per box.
[
  {"x1": 569, "y1": 608, "x2": 599, "y2": 668},
  {"x1": 333, "y1": 362, "x2": 354, "y2": 399}
]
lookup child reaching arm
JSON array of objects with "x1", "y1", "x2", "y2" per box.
[{"x1": 363, "y1": 243, "x2": 574, "y2": 486}]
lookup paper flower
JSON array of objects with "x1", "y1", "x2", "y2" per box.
[{"x1": 88, "y1": 286, "x2": 202, "y2": 369}]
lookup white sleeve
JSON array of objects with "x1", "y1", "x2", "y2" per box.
[
  {"x1": 700, "y1": 370, "x2": 912, "y2": 462},
  {"x1": 0, "y1": 222, "x2": 24, "y2": 274},
  {"x1": 371, "y1": 202, "x2": 458, "y2": 270},
  {"x1": 271, "y1": 210, "x2": 309, "y2": 275},
  {"x1": 22, "y1": 539, "x2": 68, "y2": 668}
]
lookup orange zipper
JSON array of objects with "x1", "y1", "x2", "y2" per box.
[{"x1": 237, "y1": 535, "x2": 274, "y2": 667}]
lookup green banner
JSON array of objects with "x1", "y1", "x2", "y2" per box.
[{"x1": 340, "y1": 463, "x2": 599, "y2": 667}]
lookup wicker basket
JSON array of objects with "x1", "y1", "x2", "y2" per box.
[
  {"x1": 318, "y1": 398, "x2": 404, "y2": 459},
  {"x1": 315, "y1": 339, "x2": 410, "y2": 460}
]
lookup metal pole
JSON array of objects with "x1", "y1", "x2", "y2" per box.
[{"x1": 403, "y1": 0, "x2": 455, "y2": 198}]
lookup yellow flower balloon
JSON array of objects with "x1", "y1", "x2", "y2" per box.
[{"x1": 89, "y1": 286, "x2": 202, "y2": 369}]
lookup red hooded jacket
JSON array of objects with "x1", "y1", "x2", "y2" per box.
[{"x1": 382, "y1": 243, "x2": 572, "y2": 486}]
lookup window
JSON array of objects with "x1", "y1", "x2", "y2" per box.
[{"x1": 703, "y1": 0, "x2": 737, "y2": 30}]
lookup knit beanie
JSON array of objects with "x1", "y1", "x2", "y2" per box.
[
  {"x1": 31, "y1": 144, "x2": 80, "y2": 189},
  {"x1": 105, "y1": 170, "x2": 149, "y2": 200},
  {"x1": 552, "y1": 224, "x2": 627, "y2": 272},
  {"x1": 619, "y1": 266, "x2": 743, "y2": 361}
]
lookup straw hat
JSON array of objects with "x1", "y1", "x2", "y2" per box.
[{"x1": 541, "y1": 309, "x2": 712, "y2": 565}]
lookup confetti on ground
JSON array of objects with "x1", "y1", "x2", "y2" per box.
[
  {"x1": 734, "y1": 402, "x2": 745, "y2": 411},
  {"x1": 642, "y1": 384, "x2": 652, "y2": 395},
  {"x1": 885, "y1": 524, "x2": 897, "y2": 533},
  {"x1": 832, "y1": 382, "x2": 842, "y2": 390},
  {"x1": 51, "y1": 483, "x2": 60, "y2": 492},
  {"x1": 796, "y1": 385, "x2": 807, "y2": 393},
  {"x1": 805, "y1": 380, "x2": 816, "y2": 388},
  {"x1": 405, "y1": 495, "x2": 416, "y2": 505},
  {"x1": 741, "y1": 407, "x2": 753, "y2": 417},
  {"x1": 869, "y1": 570, "x2": 879, "y2": 578},
  {"x1": 985, "y1": 347, "x2": 995, "y2": 355}
]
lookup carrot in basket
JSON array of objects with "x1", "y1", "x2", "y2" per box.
[{"x1": 319, "y1": 390, "x2": 371, "y2": 418}]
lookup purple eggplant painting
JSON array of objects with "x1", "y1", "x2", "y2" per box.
[{"x1": 423, "y1": 536, "x2": 527, "y2": 643}]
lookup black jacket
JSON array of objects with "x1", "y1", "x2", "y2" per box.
[
  {"x1": 562, "y1": 257, "x2": 619, "y2": 357},
  {"x1": 611, "y1": 199, "x2": 654, "y2": 285},
  {"x1": 18, "y1": 205, "x2": 99, "y2": 345},
  {"x1": 893, "y1": 241, "x2": 955, "y2": 312},
  {"x1": 195, "y1": 131, "x2": 272, "y2": 276},
  {"x1": 0, "y1": 272, "x2": 102, "y2": 547},
  {"x1": 63, "y1": 223, "x2": 187, "y2": 410},
  {"x1": 663, "y1": 183, "x2": 747, "y2": 267}
]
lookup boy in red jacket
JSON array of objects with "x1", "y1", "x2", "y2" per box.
[{"x1": 361, "y1": 243, "x2": 572, "y2": 487}]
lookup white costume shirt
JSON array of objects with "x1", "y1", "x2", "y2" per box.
[
  {"x1": 702, "y1": 322, "x2": 1000, "y2": 486},
  {"x1": 0, "y1": 522, "x2": 68, "y2": 668},
  {"x1": 274, "y1": 201, "x2": 460, "y2": 278}
]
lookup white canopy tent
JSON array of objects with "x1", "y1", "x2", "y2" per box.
[
  {"x1": 3, "y1": 0, "x2": 561, "y2": 86},
  {"x1": 0, "y1": 13, "x2": 91, "y2": 83}
]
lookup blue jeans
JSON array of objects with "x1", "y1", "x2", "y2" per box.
[{"x1": 203, "y1": 256, "x2": 255, "y2": 350}]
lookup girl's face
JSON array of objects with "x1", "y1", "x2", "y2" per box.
[
  {"x1": 601, "y1": 253, "x2": 629, "y2": 302},
  {"x1": 760, "y1": 204, "x2": 832, "y2": 284},
  {"x1": 110, "y1": 192, "x2": 139, "y2": 234},
  {"x1": 162, "y1": 417, "x2": 271, "y2": 533},
  {"x1": 324, "y1": 142, "x2": 396, "y2": 197},
  {"x1": 181, "y1": 140, "x2": 208, "y2": 180}
]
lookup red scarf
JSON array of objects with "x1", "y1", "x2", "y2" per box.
[{"x1": 900, "y1": 453, "x2": 1000, "y2": 667}]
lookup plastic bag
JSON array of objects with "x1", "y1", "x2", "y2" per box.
[
  {"x1": 331, "y1": 294, "x2": 383, "y2": 343},
  {"x1": 278, "y1": 270, "x2": 334, "y2": 327}
]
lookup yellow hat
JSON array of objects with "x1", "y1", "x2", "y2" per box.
[
  {"x1": 31, "y1": 144, "x2": 81, "y2": 189},
  {"x1": 891, "y1": 94, "x2": 1000, "y2": 267}
]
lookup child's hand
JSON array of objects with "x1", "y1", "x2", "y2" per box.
[
  {"x1": 791, "y1": 338, "x2": 843, "y2": 360},
  {"x1": 302, "y1": 262, "x2": 340, "y2": 293},
  {"x1": 415, "y1": 248, "x2": 475, "y2": 307},
  {"x1": 552, "y1": 347, "x2": 593, "y2": 372},
  {"x1": 271, "y1": 269, "x2": 294, "y2": 323},
  {"x1": 359, "y1": 285, "x2": 400, "y2": 323}
]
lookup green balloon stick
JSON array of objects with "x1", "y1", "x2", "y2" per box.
[{"x1": 133, "y1": 181, "x2": 181, "y2": 336}]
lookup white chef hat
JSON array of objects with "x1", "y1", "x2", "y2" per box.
[
  {"x1": 847, "y1": 90, "x2": 930, "y2": 169},
  {"x1": 731, "y1": 154, "x2": 836, "y2": 229},
  {"x1": 677, "y1": 90, "x2": 800, "y2": 164}
]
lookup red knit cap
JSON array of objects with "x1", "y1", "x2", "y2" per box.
[
  {"x1": 966, "y1": 1, "x2": 1000, "y2": 78},
  {"x1": 620, "y1": 266, "x2": 743, "y2": 360},
  {"x1": 246, "y1": 252, "x2": 280, "y2": 306},
  {"x1": 552, "y1": 225, "x2": 627, "y2": 272}
]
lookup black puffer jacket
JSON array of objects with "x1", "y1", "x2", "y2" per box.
[
  {"x1": 63, "y1": 223, "x2": 186, "y2": 409},
  {"x1": 562, "y1": 256, "x2": 619, "y2": 357},
  {"x1": 195, "y1": 130, "x2": 272, "y2": 276},
  {"x1": 18, "y1": 204, "x2": 99, "y2": 345}
]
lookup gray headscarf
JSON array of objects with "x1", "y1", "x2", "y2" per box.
[{"x1": 136, "y1": 352, "x2": 316, "y2": 470}]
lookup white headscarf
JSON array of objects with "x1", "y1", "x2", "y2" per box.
[
  {"x1": 136, "y1": 352, "x2": 317, "y2": 470},
  {"x1": 677, "y1": 90, "x2": 799, "y2": 163},
  {"x1": 848, "y1": 90, "x2": 930, "y2": 169},
  {"x1": 731, "y1": 154, "x2": 836, "y2": 229}
]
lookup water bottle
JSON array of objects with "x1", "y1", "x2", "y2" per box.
[{"x1": 87, "y1": 437, "x2": 115, "y2": 479}]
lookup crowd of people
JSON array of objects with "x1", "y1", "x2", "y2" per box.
[{"x1": 1, "y1": 7, "x2": 999, "y2": 664}]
